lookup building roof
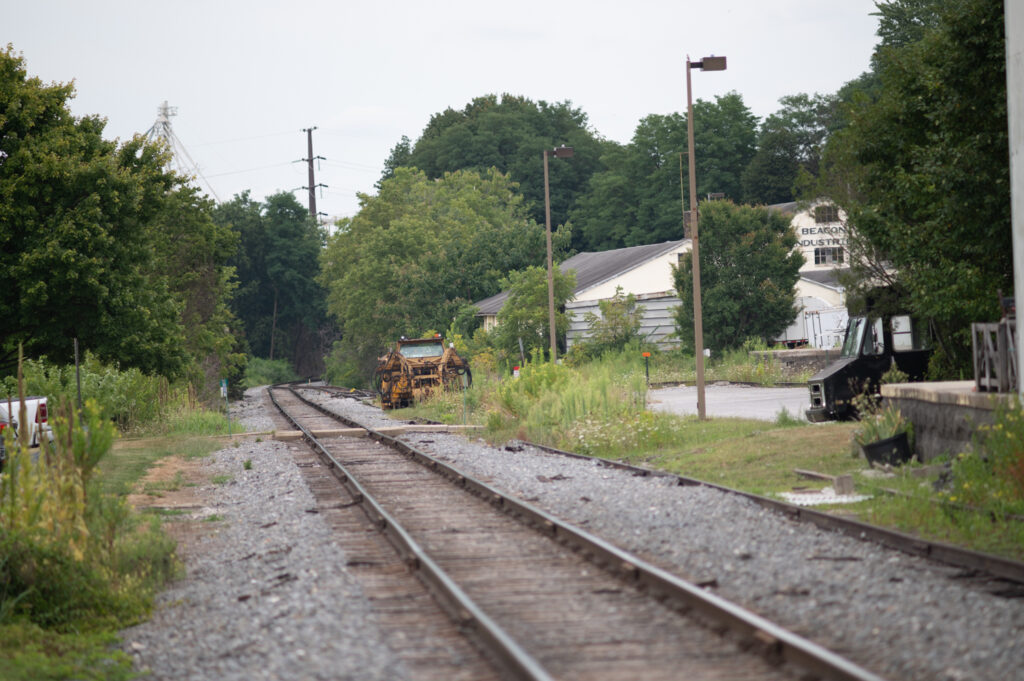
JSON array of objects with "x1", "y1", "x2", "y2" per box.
[
  {"x1": 800, "y1": 268, "x2": 848, "y2": 291},
  {"x1": 474, "y1": 239, "x2": 689, "y2": 316},
  {"x1": 766, "y1": 200, "x2": 800, "y2": 216}
]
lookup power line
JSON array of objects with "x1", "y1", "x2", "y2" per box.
[
  {"x1": 205, "y1": 161, "x2": 296, "y2": 178},
  {"x1": 191, "y1": 130, "x2": 298, "y2": 148},
  {"x1": 319, "y1": 158, "x2": 382, "y2": 172}
]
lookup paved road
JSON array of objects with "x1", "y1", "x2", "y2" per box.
[{"x1": 648, "y1": 384, "x2": 809, "y2": 422}]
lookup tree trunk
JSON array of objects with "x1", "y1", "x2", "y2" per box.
[{"x1": 269, "y1": 287, "x2": 278, "y2": 361}]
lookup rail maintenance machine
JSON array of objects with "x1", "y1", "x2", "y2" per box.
[{"x1": 374, "y1": 335, "x2": 472, "y2": 410}]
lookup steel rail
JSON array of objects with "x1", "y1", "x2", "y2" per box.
[
  {"x1": 302, "y1": 383, "x2": 1024, "y2": 584},
  {"x1": 526, "y1": 441, "x2": 1024, "y2": 585},
  {"x1": 283, "y1": 386, "x2": 887, "y2": 681},
  {"x1": 267, "y1": 387, "x2": 554, "y2": 681}
]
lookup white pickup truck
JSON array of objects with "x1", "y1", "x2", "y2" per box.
[{"x1": 0, "y1": 396, "x2": 53, "y2": 448}]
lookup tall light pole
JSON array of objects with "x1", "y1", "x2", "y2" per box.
[
  {"x1": 686, "y1": 54, "x2": 726, "y2": 420},
  {"x1": 544, "y1": 144, "x2": 574, "y2": 362}
]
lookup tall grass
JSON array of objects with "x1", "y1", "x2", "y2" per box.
[
  {"x1": 417, "y1": 349, "x2": 684, "y2": 457},
  {"x1": 243, "y1": 357, "x2": 300, "y2": 388},
  {"x1": 647, "y1": 340, "x2": 810, "y2": 385},
  {"x1": 3, "y1": 353, "x2": 182, "y2": 432},
  {"x1": 1, "y1": 397, "x2": 177, "y2": 632}
]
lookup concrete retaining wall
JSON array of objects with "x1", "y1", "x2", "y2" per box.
[
  {"x1": 751, "y1": 349, "x2": 840, "y2": 378},
  {"x1": 881, "y1": 381, "x2": 1013, "y2": 461}
]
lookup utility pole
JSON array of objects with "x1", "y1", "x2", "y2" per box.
[{"x1": 301, "y1": 127, "x2": 326, "y2": 218}]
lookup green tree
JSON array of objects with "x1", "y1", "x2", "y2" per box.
[
  {"x1": 672, "y1": 201, "x2": 803, "y2": 352},
  {"x1": 0, "y1": 46, "x2": 191, "y2": 376},
  {"x1": 381, "y1": 94, "x2": 610, "y2": 250},
  {"x1": 819, "y1": 0, "x2": 1010, "y2": 374},
  {"x1": 214, "y1": 192, "x2": 328, "y2": 374},
  {"x1": 575, "y1": 287, "x2": 646, "y2": 357},
  {"x1": 492, "y1": 265, "x2": 577, "y2": 362},
  {"x1": 264, "y1": 193, "x2": 325, "y2": 365},
  {"x1": 572, "y1": 93, "x2": 757, "y2": 250},
  {"x1": 319, "y1": 167, "x2": 562, "y2": 381},
  {"x1": 149, "y1": 184, "x2": 246, "y2": 395},
  {"x1": 741, "y1": 93, "x2": 840, "y2": 205},
  {"x1": 872, "y1": 0, "x2": 945, "y2": 50},
  {"x1": 377, "y1": 134, "x2": 412, "y2": 188},
  {"x1": 214, "y1": 191, "x2": 265, "y2": 352}
]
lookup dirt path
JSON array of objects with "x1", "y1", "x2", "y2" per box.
[{"x1": 126, "y1": 454, "x2": 220, "y2": 559}]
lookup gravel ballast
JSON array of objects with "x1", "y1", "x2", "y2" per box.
[
  {"x1": 302, "y1": 390, "x2": 1024, "y2": 681},
  {"x1": 120, "y1": 388, "x2": 409, "y2": 681}
]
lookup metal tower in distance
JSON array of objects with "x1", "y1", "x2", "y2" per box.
[{"x1": 144, "y1": 101, "x2": 219, "y2": 201}]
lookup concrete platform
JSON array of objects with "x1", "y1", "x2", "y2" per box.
[{"x1": 881, "y1": 381, "x2": 1014, "y2": 461}]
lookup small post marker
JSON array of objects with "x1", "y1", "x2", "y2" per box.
[
  {"x1": 642, "y1": 352, "x2": 651, "y2": 385},
  {"x1": 221, "y1": 379, "x2": 231, "y2": 435}
]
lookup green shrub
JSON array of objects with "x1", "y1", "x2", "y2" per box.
[
  {"x1": 852, "y1": 405, "x2": 911, "y2": 446},
  {"x1": 2, "y1": 354, "x2": 184, "y2": 432},
  {"x1": 0, "y1": 530, "x2": 112, "y2": 629},
  {"x1": 945, "y1": 400, "x2": 1024, "y2": 517},
  {"x1": 243, "y1": 357, "x2": 300, "y2": 388}
]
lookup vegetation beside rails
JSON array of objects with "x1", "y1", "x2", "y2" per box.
[
  {"x1": 0, "y1": 362, "x2": 242, "y2": 678},
  {"x1": 241, "y1": 357, "x2": 300, "y2": 390},
  {"x1": 851, "y1": 401, "x2": 1024, "y2": 560},
  {"x1": 408, "y1": 350, "x2": 1024, "y2": 562},
  {"x1": 3, "y1": 354, "x2": 234, "y2": 436},
  {"x1": 0, "y1": 405, "x2": 175, "y2": 678}
]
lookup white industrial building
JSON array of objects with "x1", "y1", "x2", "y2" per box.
[
  {"x1": 474, "y1": 239, "x2": 690, "y2": 349},
  {"x1": 474, "y1": 199, "x2": 851, "y2": 350},
  {"x1": 768, "y1": 200, "x2": 850, "y2": 348}
]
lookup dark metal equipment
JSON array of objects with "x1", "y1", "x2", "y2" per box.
[
  {"x1": 806, "y1": 314, "x2": 931, "y2": 422},
  {"x1": 374, "y1": 336, "x2": 472, "y2": 410}
]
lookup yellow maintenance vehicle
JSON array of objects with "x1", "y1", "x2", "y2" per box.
[{"x1": 374, "y1": 335, "x2": 472, "y2": 409}]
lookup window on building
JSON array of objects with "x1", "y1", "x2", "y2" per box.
[
  {"x1": 813, "y1": 247, "x2": 845, "y2": 265},
  {"x1": 814, "y1": 205, "x2": 839, "y2": 223}
]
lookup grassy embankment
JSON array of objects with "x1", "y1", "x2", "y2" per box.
[
  {"x1": 0, "y1": 358, "x2": 249, "y2": 680},
  {"x1": 404, "y1": 347, "x2": 1024, "y2": 561}
]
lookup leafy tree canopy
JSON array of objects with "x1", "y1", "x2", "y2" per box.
[
  {"x1": 148, "y1": 183, "x2": 246, "y2": 394},
  {"x1": 320, "y1": 167, "x2": 564, "y2": 380},
  {"x1": 213, "y1": 191, "x2": 328, "y2": 374},
  {"x1": 672, "y1": 201, "x2": 803, "y2": 352},
  {"x1": 571, "y1": 93, "x2": 758, "y2": 251},
  {"x1": 0, "y1": 46, "x2": 208, "y2": 377},
  {"x1": 492, "y1": 265, "x2": 576, "y2": 363},
  {"x1": 380, "y1": 94, "x2": 610, "y2": 250},
  {"x1": 741, "y1": 93, "x2": 840, "y2": 205},
  {"x1": 872, "y1": 0, "x2": 946, "y2": 50},
  {"x1": 819, "y1": 0, "x2": 1010, "y2": 374}
]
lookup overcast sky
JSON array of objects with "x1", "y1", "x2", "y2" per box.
[{"x1": 8, "y1": 0, "x2": 881, "y2": 220}]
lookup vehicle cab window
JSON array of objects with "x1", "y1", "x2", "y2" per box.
[
  {"x1": 865, "y1": 317, "x2": 886, "y2": 356},
  {"x1": 841, "y1": 318, "x2": 867, "y2": 358}
]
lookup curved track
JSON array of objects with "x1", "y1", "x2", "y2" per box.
[{"x1": 269, "y1": 384, "x2": 886, "y2": 681}]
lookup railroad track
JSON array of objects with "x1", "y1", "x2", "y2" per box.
[
  {"x1": 268, "y1": 384, "x2": 885, "y2": 681},
  {"x1": 298, "y1": 383, "x2": 1024, "y2": 589}
]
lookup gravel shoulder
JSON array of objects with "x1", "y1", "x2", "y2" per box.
[
  {"x1": 120, "y1": 387, "x2": 409, "y2": 681},
  {"x1": 304, "y1": 390, "x2": 1024, "y2": 681},
  {"x1": 122, "y1": 387, "x2": 1024, "y2": 681}
]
